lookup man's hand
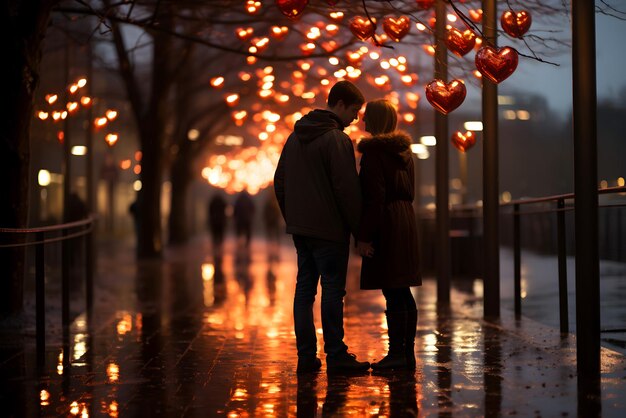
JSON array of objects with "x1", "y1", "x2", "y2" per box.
[{"x1": 357, "y1": 241, "x2": 374, "y2": 258}]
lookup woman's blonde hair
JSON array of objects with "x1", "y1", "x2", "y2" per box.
[{"x1": 363, "y1": 99, "x2": 398, "y2": 135}]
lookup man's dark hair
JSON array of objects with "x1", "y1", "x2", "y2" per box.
[{"x1": 327, "y1": 80, "x2": 365, "y2": 108}]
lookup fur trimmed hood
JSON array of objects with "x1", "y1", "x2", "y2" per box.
[{"x1": 357, "y1": 130, "x2": 413, "y2": 164}]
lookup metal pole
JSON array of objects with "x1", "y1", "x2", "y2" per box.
[
  {"x1": 557, "y1": 199, "x2": 569, "y2": 334},
  {"x1": 85, "y1": 41, "x2": 95, "y2": 321},
  {"x1": 459, "y1": 152, "x2": 468, "y2": 205},
  {"x1": 482, "y1": 0, "x2": 500, "y2": 319},
  {"x1": 62, "y1": 41, "x2": 72, "y2": 332},
  {"x1": 35, "y1": 232, "x2": 45, "y2": 374},
  {"x1": 513, "y1": 204, "x2": 521, "y2": 318},
  {"x1": 571, "y1": 0, "x2": 600, "y2": 381},
  {"x1": 435, "y1": 0, "x2": 450, "y2": 304}
]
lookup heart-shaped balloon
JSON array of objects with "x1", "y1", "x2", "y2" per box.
[
  {"x1": 451, "y1": 131, "x2": 476, "y2": 152},
  {"x1": 446, "y1": 28, "x2": 476, "y2": 57},
  {"x1": 475, "y1": 46, "x2": 518, "y2": 84},
  {"x1": 500, "y1": 10, "x2": 532, "y2": 38},
  {"x1": 349, "y1": 16, "x2": 376, "y2": 41},
  {"x1": 425, "y1": 79, "x2": 467, "y2": 115},
  {"x1": 382, "y1": 16, "x2": 410, "y2": 42},
  {"x1": 275, "y1": 0, "x2": 308, "y2": 19},
  {"x1": 416, "y1": 0, "x2": 435, "y2": 9},
  {"x1": 468, "y1": 9, "x2": 483, "y2": 23}
]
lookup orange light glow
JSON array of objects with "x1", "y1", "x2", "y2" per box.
[
  {"x1": 38, "y1": 111, "x2": 49, "y2": 120},
  {"x1": 134, "y1": 165, "x2": 141, "y2": 175},
  {"x1": 226, "y1": 94, "x2": 240, "y2": 106},
  {"x1": 80, "y1": 96, "x2": 91, "y2": 106},
  {"x1": 46, "y1": 94, "x2": 58, "y2": 105},
  {"x1": 66, "y1": 102, "x2": 79, "y2": 112},
  {"x1": 105, "y1": 133, "x2": 119, "y2": 147},
  {"x1": 300, "y1": 43, "x2": 316, "y2": 54},
  {"x1": 120, "y1": 159, "x2": 132, "y2": 170},
  {"x1": 236, "y1": 27, "x2": 254, "y2": 40},
  {"x1": 77, "y1": 78, "x2": 87, "y2": 88},
  {"x1": 246, "y1": 0, "x2": 261, "y2": 14},
  {"x1": 106, "y1": 109, "x2": 118, "y2": 120},
  {"x1": 57, "y1": 131, "x2": 64, "y2": 143},
  {"x1": 247, "y1": 56, "x2": 257, "y2": 65},
  {"x1": 52, "y1": 111, "x2": 62, "y2": 121},
  {"x1": 401, "y1": 74, "x2": 417, "y2": 86},
  {"x1": 271, "y1": 26, "x2": 288, "y2": 40},
  {"x1": 94, "y1": 117, "x2": 108, "y2": 127},
  {"x1": 422, "y1": 45, "x2": 436, "y2": 56},
  {"x1": 69, "y1": 84, "x2": 79, "y2": 94},
  {"x1": 211, "y1": 76, "x2": 225, "y2": 88},
  {"x1": 107, "y1": 362, "x2": 120, "y2": 382},
  {"x1": 232, "y1": 110, "x2": 248, "y2": 126},
  {"x1": 40, "y1": 390, "x2": 50, "y2": 406},
  {"x1": 403, "y1": 113, "x2": 416, "y2": 123},
  {"x1": 135, "y1": 151, "x2": 142, "y2": 161},
  {"x1": 330, "y1": 11, "x2": 344, "y2": 20}
]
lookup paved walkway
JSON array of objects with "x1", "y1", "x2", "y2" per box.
[{"x1": 1, "y1": 235, "x2": 625, "y2": 417}]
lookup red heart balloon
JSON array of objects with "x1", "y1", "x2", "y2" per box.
[
  {"x1": 275, "y1": 0, "x2": 308, "y2": 19},
  {"x1": 416, "y1": 0, "x2": 435, "y2": 9},
  {"x1": 349, "y1": 16, "x2": 376, "y2": 41},
  {"x1": 501, "y1": 10, "x2": 532, "y2": 38},
  {"x1": 446, "y1": 28, "x2": 476, "y2": 57},
  {"x1": 468, "y1": 9, "x2": 483, "y2": 23},
  {"x1": 382, "y1": 16, "x2": 410, "y2": 42},
  {"x1": 425, "y1": 79, "x2": 467, "y2": 115},
  {"x1": 451, "y1": 131, "x2": 476, "y2": 152},
  {"x1": 475, "y1": 46, "x2": 518, "y2": 84}
]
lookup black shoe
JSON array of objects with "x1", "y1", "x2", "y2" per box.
[
  {"x1": 297, "y1": 357, "x2": 322, "y2": 374},
  {"x1": 327, "y1": 352, "x2": 370, "y2": 372}
]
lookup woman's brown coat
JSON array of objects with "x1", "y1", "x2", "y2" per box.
[{"x1": 357, "y1": 131, "x2": 421, "y2": 290}]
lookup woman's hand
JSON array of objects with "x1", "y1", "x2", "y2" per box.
[{"x1": 357, "y1": 241, "x2": 374, "y2": 258}]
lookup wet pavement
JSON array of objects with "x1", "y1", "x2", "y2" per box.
[{"x1": 1, "y1": 235, "x2": 626, "y2": 417}]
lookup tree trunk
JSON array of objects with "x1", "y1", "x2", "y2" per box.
[
  {"x1": 135, "y1": 23, "x2": 173, "y2": 259},
  {"x1": 168, "y1": 155, "x2": 192, "y2": 245},
  {"x1": 0, "y1": 1, "x2": 56, "y2": 319}
]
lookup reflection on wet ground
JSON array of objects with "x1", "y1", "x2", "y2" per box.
[{"x1": 1, "y1": 236, "x2": 625, "y2": 417}]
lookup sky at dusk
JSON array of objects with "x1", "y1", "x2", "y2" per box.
[{"x1": 503, "y1": 8, "x2": 626, "y2": 115}]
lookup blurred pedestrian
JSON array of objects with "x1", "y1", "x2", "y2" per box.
[
  {"x1": 263, "y1": 189, "x2": 282, "y2": 258},
  {"x1": 274, "y1": 80, "x2": 369, "y2": 373},
  {"x1": 233, "y1": 190, "x2": 255, "y2": 248},
  {"x1": 356, "y1": 99, "x2": 421, "y2": 371},
  {"x1": 208, "y1": 192, "x2": 228, "y2": 254}
]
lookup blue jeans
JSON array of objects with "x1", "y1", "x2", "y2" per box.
[{"x1": 292, "y1": 235, "x2": 349, "y2": 358}]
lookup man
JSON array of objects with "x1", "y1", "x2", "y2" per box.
[{"x1": 274, "y1": 80, "x2": 369, "y2": 373}]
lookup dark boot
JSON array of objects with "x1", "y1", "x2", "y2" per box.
[
  {"x1": 372, "y1": 311, "x2": 408, "y2": 370},
  {"x1": 405, "y1": 309, "x2": 418, "y2": 370}
]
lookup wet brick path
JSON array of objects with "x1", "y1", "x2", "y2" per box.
[{"x1": 1, "y1": 236, "x2": 625, "y2": 417}]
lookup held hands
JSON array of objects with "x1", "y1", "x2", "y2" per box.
[{"x1": 357, "y1": 241, "x2": 374, "y2": 258}]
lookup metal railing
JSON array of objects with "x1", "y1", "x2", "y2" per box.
[
  {"x1": 501, "y1": 186, "x2": 626, "y2": 334},
  {"x1": 0, "y1": 216, "x2": 95, "y2": 372}
]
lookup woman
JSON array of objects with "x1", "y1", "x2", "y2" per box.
[{"x1": 357, "y1": 99, "x2": 421, "y2": 370}]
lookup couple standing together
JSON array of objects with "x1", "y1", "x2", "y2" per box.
[{"x1": 274, "y1": 80, "x2": 421, "y2": 373}]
